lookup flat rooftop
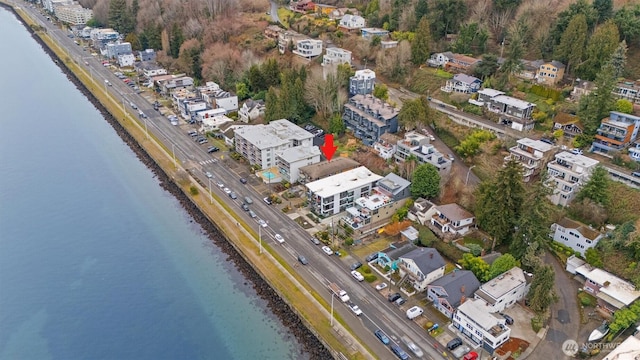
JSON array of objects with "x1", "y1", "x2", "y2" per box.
[
  {"x1": 492, "y1": 95, "x2": 535, "y2": 109},
  {"x1": 277, "y1": 145, "x2": 320, "y2": 163},
  {"x1": 476, "y1": 267, "x2": 527, "y2": 301},
  {"x1": 458, "y1": 299, "x2": 509, "y2": 334},
  {"x1": 306, "y1": 166, "x2": 382, "y2": 198},
  {"x1": 234, "y1": 119, "x2": 312, "y2": 150},
  {"x1": 553, "y1": 151, "x2": 599, "y2": 168},
  {"x1": 517, "y1": 137, "x2": 556, "y2": 152}
]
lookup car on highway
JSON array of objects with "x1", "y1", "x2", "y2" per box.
[
  {"x1": 374, "y1": 330, "x2": 390, "y2": 345},
  {"x1": 130, "y1": 102, "x2": 137, "y2": 109},
  {"x1": 239, "y1": 178, "x2": 247, "y2": 184},
  {"x1": 241, "y1": 204, "x2": 249, "y2": 211},
  {"x1": 390, "y1": 344, "x2": 409, "y2": 360},
  {"x1": 500, "y1": 313, "x2": 514, "y2": 325},
  {"x1": 229, "y1": 192, "x2": 237, "y2": 200},
  {"x1": 248, "y1": 210, "x2": 257, "y2": 218},
  {"x1": 375, "y1": 283, "x2": 388, "y2": 291},
  {"x1": 401, "y1": 336, "x2": 424, "y2": 358},
  {"x1": 350, "y1": 262, "x2": 362, "y2": 271},
  {"x1": 258, "y1": 219, "x2": 268, "y2": 228},
  {"x1": 205, "y1": 172, "x2": 213, "y2": 178},
  {"x1": 351, "y1": 270, "x2": 364, "y2": 282},
  {"x1": 274, "y1": 234, "x2": 284, "y2": 243},
  {"x1": 216, "y1": 181, "x2": 224, "y2": 188},
  {"x1": 263, "y1": 197, "x2": 272, "y2": 205},
  {"x1": 447, "y1": 337, "x2": 463, "y2": 350},
  {"x1": 321, "y1": 246, "x2": 333, "y2": 255},
  {"x1": 388, "y1": 292, "x2": 401, "y2": 302},
  {"x1": 310, "y1": 237, "x2": 320, "y2": 245},
  {"x1": 348, "y1": 302, "x2": 362, "y2": 316},
  {"x1": 223, "y1": 187, "x2": 231, "y2": 194},
  {"x1": 297, "y1": 255, "x2": 308, "y2": 265}
]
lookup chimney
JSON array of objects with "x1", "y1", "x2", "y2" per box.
[
  {"x1": 460, "y1": 285, "x2": 465, "y2": 294},
  {"x1": 430, "y1": 252, "x2": 433, "y2": 259}
]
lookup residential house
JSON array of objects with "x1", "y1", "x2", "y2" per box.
[
  {"x1": 290, "y1": 0, "x2": 315, "y2": 13},
  {"x1": 591, "y1": 111, "x2": 640, "y2": 156},
  {"x1": 453, "y1": 299, "x2": 511, "y2": 355},
  {"x1": 89, "y1": 28, "x2": 119, "y2": 49},
  {"x1": 613, "y1": 80, "x2": 640, "y2": 104},
  {"x1": 474, "y1": 89, "x2": 536, "y2": 131},
  {"x1": 474, "y1": 267, "x2": 531, "y2": 313},
  {"x1": 571, "y1": 80, "x2": 596, "y2": 101},
  {"x1": 194, "y1": 108, "x2": 227, "y2": 123},
  {"x1": 200, "y1": 114, "x2": 234, "y2": 132},
  {"x1": 342, "y1": 173, "x2": 411, "y2": 235},
  {"x1": 394, "y1": 131, "x2": 452, "y2": 175},
  {"x1": 234, "y1": 119, "x2": 314, "y2": 170},
  {"x1": 428, "y1": 270, "x2": 481, "y2": 319},
  {"x1": 361, "y1": 28, "x2": 389, "y2": 39},
  {"x1": 238, "y1": 99, "x2": 265, "y2": 123},
  {"x1": 553, "y1": 112, "x2": 583, "y2": 138},
  {"x1": 536, "y1": 61, "x2": 565, "y2": 86},
  {"x1": 264, "y1": 25, "x2": 283, "y2": 40},
  {"x1": 179, "y1": 99, "x2": 207, "y2": 120},
  {"x1": 105, "y1": 42, "x2": 132, "y2": 59},
  {"x1": 380, "y1": 40, "x2": 398, "y2": 49},
  {"x1": 219, "y1": 122, "x2": 246, "y2": 147},
  {"x1": 277, "y1": 30, "x2": 306, "y2": 54},
  {"x1": 342, "y1": 94, "x2": 399, "y2": 146},
  {"x1": 198, "y1": 82, "x2": 238, "y2": 112},
  {"x1": 441, "y1": 74, "x2": 482, "y2": 94},
  {"x1": 349, "y1": 69, "x2": 376, "y2": 96},
  {"x1": 517, "y1": 59, "x2": 544, "y2": 81},
  {"x1": 430, "y1": 203, "x2": 475, "y2": 236},
  {"x1": 339, "y1": 14, "x2": 365, "y2": 30},
  {"x1": 601, "y1": 329, "x2": 640, "y2": 360},
  {"x1": 306, "y1": 166, "x2": 383, "y2": 217},
  {"x1": 427, "y1": 52, "x2": 453, "y2": 67},
  {"x1": 629, "y1": 140, "x2": 640, "y2": 162},
  {"x1": 298, "y1": 157, "x2": 360, "y2": 184},
  {"x1": 137, "y1": 62, "x2": 167, "y2": 78},
  {"x1": 139, "y1": 49, "x2": 156, "y2": 62},
  {"x1": 397, "y1": 247, "x2": 446, "y2": 292},
  {"x1": 407, "y1": 197, "x2": 436, "y2": 225},
  {"x1": 158, "y1": 76, "x2": 194, "y2": 94},
  {"x1": 293, "y1": 39, "x2": 323, "y2": 60},
  {"x1": 117, "y1": 53, "x2": 135, "y2": 68},
  {"x1": 54, "y1": 3, "x2": 92, "y2": 25},
  {"x1": 373, "y1": 132, "x2": 399, "y2": 160},
  {"x1": 572, "y1": 261, "x2": 640, "y2": 315},
  {"x1": 505, "y1": 137, "x2": 557, "y2": 182},
  {"x1": 546, "y1": 151, "x2": 599, "y2": 206},
  {"x1": 276, "y1": 145, "x2": 321, "y2": 183},
  {"x1": 551, "y1": 217, "x2": 603, "y2": 256},
  {"x1": 444, "y1": 53, "x2": 482, "y2": 74},
  {"x1": 322, "y1": 47, "x2": 352, "y2": 66}
]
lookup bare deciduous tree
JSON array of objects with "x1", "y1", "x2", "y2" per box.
[{"x1": 304, "y1": 69, "x2": 346, "y2": 118}]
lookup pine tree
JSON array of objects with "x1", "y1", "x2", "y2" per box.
[
  {"x1": 527, "y1": 265, "x2": 558, "y2": 314},
  {"x1": 169, "y1": 23, "x2": 184, "y2": 58},
  {"x1": 609, "y1": 40, "x2": 628, "y2": 79},
  {"x1": 578, "y1": 20, "x2": 620, "y2": 80},
  {"x1": 108, "y1": 0, "x2": 128, "y2": 33},
  {"x1": 511, "y1": 177, "x2": 554, "y2": 260},
  {"x1": 555, "y1": 14, "x2": 587, "y2": 75},
  {"x1": 578, "y1": 62, "x2": 616, "y2": 136},
  {"x1": 577, "y1": 166, "x2": 610, "y2": 205},
  {"x1": 410, "y1": 163, "x2": 441, "y2": 199},
  {"x1": 593, "y1": 0, "x2": 613, "y2": 23},
  {"x1": 415, "y1": 0, "x2": 429, "y2": 22},
  {"x1": 411, "y1": 17, "x2": 431, "y2": 65}
]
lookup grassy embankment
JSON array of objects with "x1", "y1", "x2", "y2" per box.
[{"x1": 9, "y1": 5, "x2": 374, "y2": 359}]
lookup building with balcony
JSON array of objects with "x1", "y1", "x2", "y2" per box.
[
  {"x1": 54, "y1": 3, "x2": 92, "y2": 25},
  {"x1": 339, "y1": 14, "x2": 365, "y2": 30},
  {"x1": 552, "y1": 112, "x2": 583, "y2": 139},
  {"x1": 397, "y1": 247, "x2": 446, "y2": 291},
  {"x1": 474, "y1": 267, "x2": 531, "y2": 313},
  {"x1": 277, "y1": 30, "x2": 306, "y2": 54},
  {"x1": 505, "y1": 138, "x2": 557, "y2": 182},
  {"x1": 290, "y1": 0, "x2": 315, "y2": 13},
  {"x1": 473, "y1": 89, "x2": 536, "y2": 131},
  {"x1": 373, "y1": 133, "x2": 399, "y2": 160},
  {"x1": 395, "y1": 132, "x2": 452, "y2": 175},
  {"x1": 441, "y1": 74, "x2": 482, "y2": 94},
  {"x1": 198, "y1": 81, "x2": 238, "y2": 113},
  {"x1": 298, "y1": 157, "x2": 360, "y2": 184},
  {"x1": 89, "y1": 28, "x2": 119, "y2": 49},
  {"x1": 139, "y1": 49, "x2": 156, "y2": 62},
  {"x1": 407, "y1": 197, "x2": 436, "y2": 225},
  {"x1": 430, "y1": 203, "x2": 475, "y2": 236},
  {"x1": 322, "y1": 47, "x2": 352, "y2": 66},
  {"x1": 305, "y1": 166, "x2": 382, "y2": 217},
  {"x1": 546, "y1": 151, "x2": 599, "y2": 206},
  {"x1": 349, "y1": 69, "x2": 376, "y2": 96},
  {"x1": 614, "y1": 80, "x2": 640, "y2": 104},
  {"x1": 427, "y1": 270, "x2": 481, "y2": 319},
  {"x1": 453, "y1": 299, "x2": 511, "y2": 355},
  {"x1": 234, "y1": 119, "x2": 315, "y2": 170},
  {"x1": 117, "y1": 53, "x2": 135, "y2": 68},
  {"x1": 342, "y1": 94, "x2": 399, "y2": 146},
  {"x1": 276, "y1": 145, "x2": 321, "y2": 183},
  {"x1": 629, "y1": 141, "x2": 640, "y2": 162},
  {"x1": 293, "y1": 39, "x2": 323, "y2": 60},
  {"x1": 551, "y1": 217, "x2": 603, "y2": 256},
  {"x1": 105, "y1": 42, "x2": 132, "y2": 59},
  {"x1": 361, "y1": 28, "x2": 389, "y2": 39},
  {"x1": 516, "y1": 59, "x2": 544, "y2": 81},
  {"x1": 591, "y1": 111, "x2": 640, "y2": 156}
]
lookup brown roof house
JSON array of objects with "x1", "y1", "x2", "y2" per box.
[
  {"x1": 551, "y1": 218, "x2": 603, "y2": 256},
  {"x1": 430, "y1": 203, "x2": 475, "y2": 237},
  {"x1": 553, "y1": 112, "x2": 583, "y2": 138}
]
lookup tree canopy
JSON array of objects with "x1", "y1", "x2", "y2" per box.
[{"x1": 410, "y1": 163, "x2": 440, "y2": 199}]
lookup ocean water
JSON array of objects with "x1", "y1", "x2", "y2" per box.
[{"x1": 0, "y1": 8, "x2": 305, "y2": 360}]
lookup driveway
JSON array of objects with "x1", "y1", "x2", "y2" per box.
[
  {"x1": 534, "y1": 252, "x2": 581, "y2": 359},
  {"x1": 269, "y1": 0, "x2": 280, "y2": 24}
]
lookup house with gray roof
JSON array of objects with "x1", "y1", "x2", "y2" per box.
[
  {"x1": 398, "y1": 247, "x2": 446, "y2": 291},
  {"x1": 441, "y1": 74, "x2": 482, "y2": 94},
  {"x1": 343, "y1": 94, "x2": 399, "y2": 146},
  {"x1": 376, "y1": 172, "x2": 411, "y2": 201},
  {"x1": 430, "y1": 203, "x2": 475, "y2": 236},
  {"x1": 428, "y1": 270, "x2": 481, "y2": 318}
]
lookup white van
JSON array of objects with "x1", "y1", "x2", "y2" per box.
[{"x1": 406, "y1": 306, "x2": 423, "y2": 320}]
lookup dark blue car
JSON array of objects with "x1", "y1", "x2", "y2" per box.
[{"x1": 390, "y1": 344, "x2": 409, "y2": 360}]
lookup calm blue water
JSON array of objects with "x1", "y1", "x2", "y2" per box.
[{"x1": 0, "y1": 8, "x2": 305, "y2": 360}]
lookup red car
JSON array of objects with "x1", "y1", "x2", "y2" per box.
[{"x1": 463, "y1": 351, "x2": 478, "y2": 360}]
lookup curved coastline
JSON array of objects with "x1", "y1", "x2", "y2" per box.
[{"x1": 0, "y1": 3, "x2": 332, "y2": 359}]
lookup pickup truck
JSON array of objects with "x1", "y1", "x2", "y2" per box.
[{"x1": 328, "y1": 283, "x2": 350, "y2": 302}]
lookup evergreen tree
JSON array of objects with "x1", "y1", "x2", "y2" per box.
[
  {"x1": 474, "y1": 54, "x2": 499, "y2": 80},
  {"x1": 452, "y1": 23, "x2": 488, "y2": 55},
  {"x1": 415, "y1": 0, "x2": 429, "y2": 22},
  {"x1": 411, "y1": 17, "x2": 431, "y2": 65},
  {"x1": 247, "y1": 65, "x2": 266, "y2": 92},
  {"x1": 609, "y1": 40, "x2": 628, "y2": 79},
  {"x1": 593, "y1": 0, "x2": 613, "y2": 24},
  {"x1": 430, "y1": 0, "x2": 467, "y2": 37},
  {"x1": 546, "y1": 0, "x2": 598, "y2": 57},
  {"x1": 578, "y1": 20, "x2": 620, "y2": 80},
  {"x1": 169, "y1": 24, "x2": 184, "y2": 58},
  {"x1": 554, "y1": 14, "x2": 587, "y2": 76},
  {"x1": 499, "y1": 28, "x2": 524, "y2": 81},
  {"x1": 265, "y1": 87, "x2": 285, "y2": 122},
  {"x1": 398, "y1": 97, "x2": 427, "y2": 130},
  {"x1": 577, "y1": 166, "x2": 610, "y2": 205},
  {"x1": 261, "y1": 59, "x2": 281, "y2": 88},
  {"x1": 614, "y1": 5, "x2": 640, "y2": 44},
  {"x1": 511, "y1": 177, "x2": 553, "y2": 260},
  {"x1": 410, "y1": 163, "x2": 441, "y2": 199},
  {"x1": 108, "y1": 0, "x2": 128, "y2": 34},
  {"x1": 578, "y1": 62, "x2": 616, "y2": 136},
  {"x1": 521, "y1": 242, "x2": 543, "y2": 272},
  {"x1": 488, "y1": 254, "x2": 519, "y2": 280},
  {"x1": 328, "y1": 113, "x2": 346, "y2": 135},
  {"x1": 527, "y1": 265, "x2": 558, "y2": 314}
]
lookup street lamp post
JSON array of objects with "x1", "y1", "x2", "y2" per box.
[
  {"x1": 330, "y1": 293, "x2": 334, "y2": 326},
  {"x1": 465, "y1": 165, "x2": 476, "y2": 186},
  {"x1": 208, "y1": 177, "x2": 213, "y2": 204},
  {"x1": 259, "y1": 224, "x2": 262, "y2": 254}
]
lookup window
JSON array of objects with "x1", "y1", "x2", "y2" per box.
[{"x1": 586, "y1": 239, "x2": 592, "y2": 244}]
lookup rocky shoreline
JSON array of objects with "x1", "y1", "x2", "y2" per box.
[{"x1": 4, "y1": 4, "x2": 332, "y2": 359}]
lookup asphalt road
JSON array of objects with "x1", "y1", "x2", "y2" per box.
[{"x1": 19, "y1": 3, "x2": 450, "y2": 359}]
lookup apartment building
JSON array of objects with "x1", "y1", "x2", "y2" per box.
[
  {"x1": 551, "y1": 217, "x2": 603, "y2": 256},
  {"x1": 453, "y1": 299, "x2": 511, "y2": 355},
  {"x1": 546, "y1": 151, "x2": 599, "y2": 206},
  {"x1": 322, "y1": 47, "x2": 352, "y2": 66},
  {"x1": 293, "y1": 39, "x2": 323, "y2": 60},
  {"x1": 591, "y1": 111, "x2": 640, "y2": 156},
  {"x1": 394, "y1": 131, "x2": 452, "y2": 175},
  {"x1": 349, "y1": 69, "x2": 376, "y2": 96},
  {"x1": 234, "y1": 119, "x2": 314, "y2": 169},
  {"x1": 342, "y1": 94, "x2": 399, "y2": 146},
  {"x1": 505, "y1": 138, "x2": 556, "y2": 182},
  {"x1": 54, "y1": 3, "x2": 92, "y2": 25},
  {"x1": 276, "y1": 146, "x2": 321, "y2": 183}
]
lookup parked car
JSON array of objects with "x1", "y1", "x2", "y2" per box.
[
  {"x1": 274, "y1": 234, "x2": 284, "y2": 243},
  {"x1": 388, "y1": 292, "x2": 401, "y2": 302},
  {"x1": 263, "y1": 197, "x2": 272, "y2": 205},
  {"x1": 632, "y1": 171, "x2": 640, "y2": 178},
  {"x1": 406, "y1": 306, "x2": 424, "y2": 320},
  {"x1": 241, "y1": 204, "x2": 249, "y2": 211},
  {"x1": 198, "y1": 138, "x2": 208, "y2": 145},
  {"x1": 351, "y1": 270, "x2": 364, "y2": 282},
  {"x1": 390, "y1": 344, "x2": 409, "y2": 360},
  {"x1": 500, "y1": 313, "x2": 514, "y2": 325},
  {"x1": 395, "y1": 297, "x2": 407, "y2": 306},
  {"x1": 365, "y1": 252, "x2": 379, "y2": 262},
  {"x1": 297, "y1": 255, "x2": 308, "y2": 265},
  {"x1": 321, "y1": 246, "x2": 333, "y2": 255},
  {"x1": 350, "y1": 262, "x2": 363, "y2": 271},
  {"x1": 463, "y1": 351, "x2": 479, "y2": 360},
  {"x1": 239, "y1": 178, "x2": 247, "y2": 184},
  {"x1": 310, "y1": 237, "x2": 321, "y2": 245},
  {"x1": 447, "y1": 337, "x2": 463, "y2": 350},
  {"x1": 375, "y1": 283, "x2": 388, "y2": 291},
  {"x1": 348, "y1": 302, "x2": 362, "y2": 316},
  {"x1": 374, "y1": 330, "x2": 390, "y2": 345},
  {"x1": 571, "y1": 148, "x2": 584, "y2": 155},
  {"x1": 207, "y1": 146, "x2": 219, "y2": 153}
]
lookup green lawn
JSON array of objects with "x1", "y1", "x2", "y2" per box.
[{"x1": 277, "y1": 8, "x2": 295, "y2": 28}]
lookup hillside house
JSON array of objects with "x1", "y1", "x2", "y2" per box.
[
  {"x1": 474, "y1": 267, "x2": 531, "y2": 313},
  {"x1": 551, "y1": 218, "x2": 603, "y2": 256},
  {"x1": 546, "y1": 151, "x2": 599, "y2": 206},
  {"x1": 505, "y1": 137, "x2": 557, "y2": 182},
  {"x1": 397, "y1": 247, "x2": 446, "y2": 292},
  {"x1": 591, "y1": 111, "x2": 640, "y2": 156},
  {"x1": 339, "y1": 14, "x2": 365, "y2": 30},
  {"x1": 536, "y1": 61, "x2": 565, "y2": 86},
  {"x1": 441, "y1": 74, "x2": 482, "y2": 94},
  {"x1": 430, "y1": 203, "x2": 475, "y2": 236},
  {"x1": 453, "y1": 299, "x2": 511, "y2": 355},
  {"x1": 428, "y1": 270, "x2": 481, "y2": 319}
]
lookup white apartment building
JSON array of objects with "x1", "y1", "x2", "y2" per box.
[
  {"x1": 551, "y1": 217, "x2": 603, "y2": 256},
  {"x1": 474, "y1": 267, "x2": 531, "y2": 313},
  {"x1": 453, "y1": 299, "x2": 511, "y2": 355},
  {"x1": 54, "y1": 3, "x2": 92, "y2": 25},
  {"x1": 306, "y1": 166, "x2": 383, "y2": 217},
  {"x1": 293, "y1": 39, "x2": 323, "y2": 60},
  {"x1": 395, "y1": 131, "x2": 452, "y2": 175},
  {"x1": 198, "y1": 82, "x2": 238, "y2": 113},
  {"x1": 546, "y1": 151, "x2": 599, "y2": 206},
  {"x1": 339, "y1": 14, "x2": 365, "y2": 29},
  {"x1": 44, "y1": 0, "x2": 72, "y2": 13},
  {"x1": 322, "y1": 47, "x2": 352, "y2": 66},
  {"x1": 276, "y1": 145, "x2": 321, "y2": 183},
  {"x1": 234, "y1": 119, "x2": 314, "y2": 170},
  {"x1": 505, "y1": 138, "x2": 556, "y2": 182}
]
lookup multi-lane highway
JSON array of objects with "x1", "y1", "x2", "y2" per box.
[{"x1": 18, "y1": 4, "x2": 457, "y2": 358}]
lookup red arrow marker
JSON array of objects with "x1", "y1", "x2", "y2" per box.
[{"x1": 320, "y1": 134, "x2": 338, "y2": 161}]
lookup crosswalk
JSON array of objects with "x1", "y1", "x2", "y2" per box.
[{"x1": 199, "y1": 159, "x2": 218, "y2": 165}]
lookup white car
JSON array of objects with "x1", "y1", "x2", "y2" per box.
[
  {"x1": 205, "y1": 172, "x2": 213, "y2": 178},
  {"x1": 351, "y1": 270, "x2": 364, "y2": 282},
  {"x1": 571, "y1": 148, "x2": 584, "y2": 155},
  {"x1": 349, "y1": 303, "x2": 363, "y2": 316},
  {"x1": 375, "y1": 283, "x2": 388, "y2": 291},
  {"x1": 274, "y1": 234, "x2": 284, "y2": 243},
  {"x1": 406, "y1": 306, "x2": 424, "y2": 320},
  {"x1": 258, "y1": 219, "x2": 268, "y2": 228},
  {"x1": 321, "y1": 246, "x2": 333, "y2": 256},
  {"x1": 216, "y1": 181, "x2": 224, "y2": 188},
  {"x1": 223, "y1": 187, "x2": 231, "y2": 194}
]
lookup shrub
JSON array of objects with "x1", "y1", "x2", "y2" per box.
[
  {"x1": 344, "y1": 238, "x2": 354, "y2": 246},
  {"x1": 467, "y1": 243, "x2": 483, "y2": 256},
  {"x1": 189, "y1": 186, "x2": 199, "y2": 195},
  {"x1": 531, "y1": 316, "x2": 544, "y2": 332},
  {"x1": 361, "y1": 265, "x2": 372, "y2": 274},
  {"x1": 364, "y1": 274, "x2": 377, "y2": 283}
]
